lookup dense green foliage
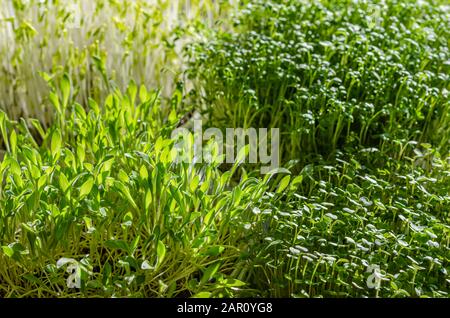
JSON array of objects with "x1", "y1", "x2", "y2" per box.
[
  {"x1": 188, "y1": 0, "x2": 450, "y2": 297},
  {"x1": 190, "y1": 0, "x2": 450, "y2": 162},
  {"x1": 0, "y1": 0, "x2": 449, "y2": 298},
  {"x1": 243, "y1": 152, "x2": 450, "y2": 297},
  {"x1": 0, "y1": 86, "x2": 273, "y2": 297}
]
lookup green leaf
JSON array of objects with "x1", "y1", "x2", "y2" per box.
[
  {"x1": 123, "y1": 211, "x2": 133, "y2": 223},
  {"x1": 168, "y1": 109, "x2": 177, "y2": 124},
  {"x1": 203, "y1": 246, "x2": 225, "y2": 257},
  {"x1": 291, "y1": 175, "x2": 303, "y2": 187},
  {"x1": 139, "y1": 85, "x2": 148, "y2": 102},
  {"x1": 39, "y1": 71, "x2": 54, "y2": 83},
  {"x1": 139, "y1": 165, "x2": 148, "y2": 180},
  {"x1": 102, "y1": 262, "x2": 112, "y2": 285},
  {"x1": 29, "y1": 118, "x2": 46, "y2": 140},
  {"x1": 155, "y1": 136, "x2": 164, "y2": 154},
  {"x1": 61, "y1": 73, "x2": 70, "y2": 108},
  {"x1": 10, "y1": 130, "x2": 17, "y2": 156},
  {"x1": 200, "y1": 262, "x2": 221, "y2": 285},
  {"x1": 156, "y1": 240, "x2": 166, "y2": 269},
  {"x1": 8, "y1": 157, "x2": 21, "y2": 177},
  {"x1": 105, "y1": 240, "x2": 129, "y2": 252},
  {"x1": 1, "y1": 243, "x2": 26, "y2": 261},
  {"x1": 113, "y1": 180, "x2": 138, "y2": 210},
  {"x1": 222, "y1": 279, "x2": 246, "y2": 287},
  {"x1": 88, "y1": 98, "x2": 100, "y2": 115},
  {"x1": 118, "y1": 169, "x2": 129, "y2": 183},
  {"x1": 0, "y1": 111, "x2": 9, "y2": 152},
  {"x1": 192, "y1": 292, "x2": 212, "y2": 298},
  {"x1": 74, "y1": 103, "x2": 86, "y2": 120},
  {"x1": 23, "y1": 274, "x2": 43, "y2": 285},
  {"x1": 130, "y1": 235, "x2": 140, "y2": 255},
  {"x1": 37, "y1": 175, "x2": 47, "y2": 191},
  {"x1": 171, "y1": 88, "x2": 182, "y2": 109},
  {"x1": 79, "y1": 177, "x2": 94, "y2": 198},
  {"x1": 49, "y1": 91, "x2": 61, "y2": 114},
  {"x1": 59, "y1": 173, "x2": 70, "y2": 193},
  {"x1": 51, "y1": 129, "x2": 62, "y2": 160},
  {"x1": 276, "y1": 175, "x2": 291, "y2": 194},
  {"x1": 144, "y1": 189, "x2": 152, "y2": 210},
  {"x1": 1, "y1": 246, "x2": 14, "y2": 258},
  {"x1": 190, "y1": 175, "x2": 200, "y2": 192},
  {"x1": 86, "y1": 280, "x2": 103, "y2": 289}
]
